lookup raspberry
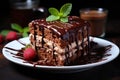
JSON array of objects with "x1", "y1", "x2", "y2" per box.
[
  {"x1": 23, "y1": 48, "x2": 36, "y2": 61},
  {"x1": 6, "y1": 31, "x2": 18, "y2": 41}
]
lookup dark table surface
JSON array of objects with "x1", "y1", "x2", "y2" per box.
[{"x1": 0, "y1": 19, "x2": 120, "y2": 80}]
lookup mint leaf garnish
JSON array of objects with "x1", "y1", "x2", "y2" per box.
[
  {"x1": 0, "y1": 30, "x2": 10, "y2": 36},
  {"x1": 22, "y1": 27, "x2": 29, "y2": 37},
  {"x1": 0, "y1": 23, "x2": 29, "y2": 38},
  {"x1": 11, "y1": 23, "x2": 29, "y2": 37},
  {"x1": 11, "y1": 23, "x2": 23, "y2": 33},
  {"x1": 23, "y1": 27, "x2": 29, "y2": 33},
  {"x1": 22, "y1": 32, "x2": 28, "y2": 37},
  {"x1": 46, "y1": 15, "x2": 60, "y2": 21},
  {"x1": 60, "y1": 3, "x2": 72, "y2": 17},
  {"x1": 46, "y1": 3, "x2": 72, "y2": 22},
  {"x1": 49, "y1": 8, "x2": 59, "y2": 16},
  {"x1": 60, "y1": 17, "x2": 68, "y2": 22}
]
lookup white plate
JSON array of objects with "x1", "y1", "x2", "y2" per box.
[{"x1": 2, "y1": 37, "x2": 120, "y2": 73}]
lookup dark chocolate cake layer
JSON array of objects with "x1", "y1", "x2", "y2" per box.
[{"x1": 29, "y1": 16, "x2": 90, "y2": 66}]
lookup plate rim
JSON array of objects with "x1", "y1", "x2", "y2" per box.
[{"x1": 2, "y1": 36, "x2": 120, "y2": 70}]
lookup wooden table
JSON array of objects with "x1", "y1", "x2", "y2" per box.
[{"x1": 0, "y1": 19, "x2": 120, "y2": 80}]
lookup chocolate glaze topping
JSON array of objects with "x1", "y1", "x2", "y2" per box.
[{"x1": 30, "y1": 16, "x2": 89, "y2": 37}]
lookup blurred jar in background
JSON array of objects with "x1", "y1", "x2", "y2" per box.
[
  {"x1": 9, "y1": 0, "x2": 48, "y2": 27},
  {"x1": 80, "y1": 8, "x2": 108, "y2": 37}
]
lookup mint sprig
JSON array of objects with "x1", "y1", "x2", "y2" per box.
[
  {"x1": 46, "y1": 3, "x2": 72, "y2": 22},
  {"x1": 0, "y1": 23, "x2": 29, "y2": 37},
  {"x1": 11, "y1": 23, "x2": 29, "y2": 37},
  {"x1": 0, "y1": 30, "x2": 11, "y2": 36}
]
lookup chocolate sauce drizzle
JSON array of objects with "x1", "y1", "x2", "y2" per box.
[
  {"x1": 41, "y1": 26, "x2": 45, "y2": 48},
  {"x1": 52, "y1": 32, "x2": 57, "y2": 65},
  {"x1": 4, "y1": 40, "x2": 112, "y2": 66},
  {"x1": 4, "y1": 16, "x2": 112, "y2": 66},
  {"x1": 33, "y1": 25, "x2": 37, "y2": 51}
]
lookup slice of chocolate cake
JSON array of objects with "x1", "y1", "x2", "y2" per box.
[{"x1": 28, "y1": 16, "x2": 90, "y2": 66}]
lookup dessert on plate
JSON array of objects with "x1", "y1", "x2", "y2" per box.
[
  {"x1": 3, "y1": 3, "x2": 112, "y2": 67},
  {"x1": 28, "y1": 3, "x2": 90, "y2": 66}
]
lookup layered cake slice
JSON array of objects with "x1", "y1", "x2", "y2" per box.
[
  {"x1": 29, "y1": 16, "x2": 90, "y2": 66},
  {"x1": 28, "y1": 3, "x2": 90, "y2": 66}
]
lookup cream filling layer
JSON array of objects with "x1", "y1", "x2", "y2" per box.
[{"x1": 29, "y1": 34, "x2": 88, "y2": 54}]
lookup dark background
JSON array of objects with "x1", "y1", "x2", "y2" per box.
[
  {"x1": 0, "y1": 0, "x2": 120, "y2": 29},
  {"x1": 0, "y1": 0, "x2": 120, "y2": 19},
  {"x1": 39, "y1": 0, "x2": 120, "y2": 20}
]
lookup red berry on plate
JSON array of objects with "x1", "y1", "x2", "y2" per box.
[
  {"x1": 23, "y1": 48, "x2": 36, "y2": 61},
  {"x1": 0, "y1": 34, "x2": 3, "y2": 43},
  {"x1": 6, "y1": 31, "x2": 18, "y2": 41}
]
